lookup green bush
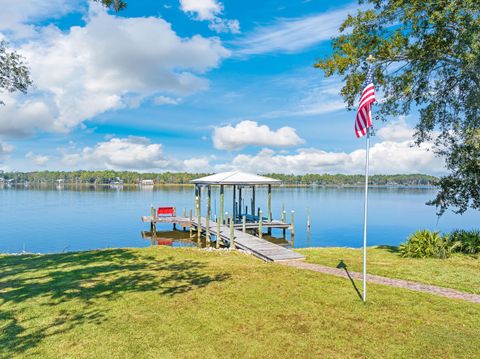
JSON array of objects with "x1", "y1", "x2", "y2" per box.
[
  {"x1": 450, "y1": 230, "x2": 480, "y2": 254},
  {"x1": 399, "y1": 230, "x2": 460, "y2": 259}
]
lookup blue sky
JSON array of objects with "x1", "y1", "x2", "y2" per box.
[{"x1": 0, "y1": 0, "x2": 443, "y2": 174}]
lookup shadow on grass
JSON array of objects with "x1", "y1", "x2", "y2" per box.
[
  {"x1": 336, "y1": 260, "x2": 363, "y2": 301},
  {"x1": 376, "y1": 245, "x2": 400, "y2": 254},
  {"x1": 0, "y1": 249, "x2": 230, "y2": 356}
]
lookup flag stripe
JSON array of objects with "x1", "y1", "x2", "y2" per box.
[{"x1": 355, "y1": 69, "x2": 376, "y2": 138}]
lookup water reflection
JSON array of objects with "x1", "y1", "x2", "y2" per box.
[{"x1": 0, "y1": 185, "x2": 478, "y2": 254}]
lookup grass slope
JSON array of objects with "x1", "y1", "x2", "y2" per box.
[
  {"x1": 1, "y1": 247, "x2": 479, "y2": 358},
  {"x1": 296, "y1": 246, "x2": 480, "y2": 294}
]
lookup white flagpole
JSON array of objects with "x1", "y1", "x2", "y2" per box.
[{"x1": 362, "y1": 128, "x2": 370, "y2": 302}]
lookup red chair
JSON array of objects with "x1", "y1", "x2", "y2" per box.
[
  {"x1": 157, "y1": 238, "x2": 173, "y2": 246},
  {"x1": 157, "y1": 206, "x2": 175, "y2": 217}
]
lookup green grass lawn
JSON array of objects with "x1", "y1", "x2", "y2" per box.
[
  {"x1": 296, "y1": 246, "x2": 480, "y2": 294},
  {"x1": 1, "y1": 247, "x2": 479, "y2": 358}
]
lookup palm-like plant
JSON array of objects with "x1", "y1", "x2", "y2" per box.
[{"x1": 400, "y1": 230, "x2": 459, "y2": 259}]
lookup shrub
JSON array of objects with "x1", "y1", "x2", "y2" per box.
[
  {"x1": 450, "y1": 230, "x2": 480, "y2": 254},
  {"x1": 399, "y1": 230, "x2": 460, "y2": 259}
]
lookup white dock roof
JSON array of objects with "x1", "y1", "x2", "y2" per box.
[{"x1": 191, "y1": 171, "x2": 281, "y2": 185}]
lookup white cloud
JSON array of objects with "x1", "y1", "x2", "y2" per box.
[
  {"x1": 180, "y1": 0, "x2": 222, "y2": 20},
  {"x1": 0, "y1": 93, "x2": 56, "y2": 137},
  {"x1": 0, "y1": 3, "x2": 229, "y2": 137},
  {"x1": 179, "y1": 0, "x2": 240, "y2": 33},
  {"x1": 62, "y1": 136, "x2": 169, "y2": 170},
  {"x1": 0, "y1": 141, "x2": 14, "y2": 162},
  {"x1": 183, "y1": 157, "x2": 211, "y2": 172},
  {"x1": 376, "y1": 116, "x2": 415, "y2": 142},
  {"x1": 212, "y1": 120, "x2": 305, "y2": 150},
  {"x1": 153, "y1": 95, "x2": 180, "y2": 106},
  {"x1": 25, "y1": 151, "x2": 49, "y2": 166},
  {"x1": 234, "y1": 4, "x2": 355, "y2": 56},
  {"x1": 216, "y1": 121, "x2": 444, "y2": 175},
  {"x1": 0, "y1": 0, "x2": 79, "y2": 39},
  {"x1": 61, "y1": 136, "x2": 212, "y2": 171}
]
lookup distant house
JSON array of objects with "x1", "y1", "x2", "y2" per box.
[
  {"x1": 110, "y1": 177, "x2": 124, "y2": 185},
  {"x1": 140, "y1": 179, "x2": 154, "y2": 186}
]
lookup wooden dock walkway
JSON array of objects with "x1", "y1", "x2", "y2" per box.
[
  {"x1": 141, "y1": 215, "x2": 304, "y2": 262},
  {"x1": 192, "y1": 217, "x2": 305, "y2": 262}
]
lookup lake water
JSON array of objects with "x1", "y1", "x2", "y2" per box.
[{"x1": 1, "y1": 185, "x2": 478, "y2": 254}]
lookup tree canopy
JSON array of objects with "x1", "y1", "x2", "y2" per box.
[
  {"x1": 0, "y1": 41, "x2": 32, "y2": 105},
  {"x1": 94, "y1": 0, "x2": 127, "y2": 12},
  {"x1": 315, "y1": 0, "x2": 480, "y2": 214}
]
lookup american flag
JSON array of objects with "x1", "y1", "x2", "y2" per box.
[{"x1": 355, "y1": 65, "x2": 376, "y2": 138}]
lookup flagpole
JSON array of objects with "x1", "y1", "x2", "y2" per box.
[{"x1": 362, "y1": 128, "x2": 370, "y2": 302}]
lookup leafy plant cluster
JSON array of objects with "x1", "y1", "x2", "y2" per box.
[{"x1": 400, "y1": 229, "x2": 480, "y2": 258}]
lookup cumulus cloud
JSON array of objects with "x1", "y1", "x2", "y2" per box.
[
  {"x1": 234, "y1": 4, "x2": 355, "y2": 56},
  {"x1": 0, "y1": 141, "x2": 14, "y2": 162},
  {"x1": 62, "y1": 136, "x2": 169, "y2": 170},
  {"x1": 61, "y1": 136, "x2": 212, "y2": 171},
  {"x1": 179, "y1": 0, "x2": 240, "y2": 33},
  {"x1": 25, "y1": 151, "x2": 49, "y2": 166},
  {"x1": 0, "y1": 3, "x2": 229, "y2": 137},
  {"x1": 216, "y1": 120, "x2": 445, "y2": 175},
  {"x1": 0, "y1": 0, "x2": 79, "y2": 39},
  {"x1": 376, "y1": 116, "x2": 415, "y2": 142},
  {"x1": 212, "y1": 120, "x2": 305, "y2": 150},
  {"x1": 153, "y1": 96, "x2": 180, "y2": 106}
]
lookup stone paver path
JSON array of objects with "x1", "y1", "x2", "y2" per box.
[{"x1": 280, "y1": 260, "x2": 480, "y2": 304}]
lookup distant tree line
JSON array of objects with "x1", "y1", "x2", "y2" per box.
[{"x1": 0, "y1": 171, "x2": 437, "y2": 186}]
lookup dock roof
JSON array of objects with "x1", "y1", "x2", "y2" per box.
[{"x1": 191, "y1": 171, "x2": 281, "y2": 185}]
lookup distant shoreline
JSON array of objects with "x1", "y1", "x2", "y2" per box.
[{"x1": 1, "y1": 182, "x2": 438, "y2": 189}]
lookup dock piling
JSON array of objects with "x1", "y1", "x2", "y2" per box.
[
  {"x1": 189, "y1": 209, "x2": 193, "y2": 239},
  {"x1": 230, "y1": 214, "x2": 235, "y2": 249},
  {"x1": 206, "y1": 214, "x2": 210, "y2": 247},
  {"x1": 216, "y1": 217, "x2": 221, "y2": 249},
  {"x1": 291, "y1": 210, "x2": 295, "y2": 237},
  {"x1": 307, "y1": 207, "x2": 311, "y2": 230},
  {"x1": 196, "y1": 197, "x2": 201, "y2": 244},
  {"x1": 258, "y1": 209, "x2": 263, "y2": 239},
  {"x1": 242, "y1": 215, "x2": 246, "y2": 232}
]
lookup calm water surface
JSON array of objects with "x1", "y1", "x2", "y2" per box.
[{"x1": 0, "y1": 185, "x2": 478, "y2": 254}]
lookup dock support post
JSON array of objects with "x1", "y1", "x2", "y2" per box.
[
  {"x1": 258, "y1": 209, "x2": 263, "y2": 239},
  {"x1": 230, "y1": 214, "x2": 235, "y2": 249},
  {"x1": 173, "y1": 206, "x2": 177, "y2": 230},
  {"x1": 216, "y1": 217, "x2": 221, "y2": 249},
  {"x1": 189, "y1": 209, "x2": 193, "y2": 239},
  {"x1": 242, "y1": 215, "x2": 246, "y2": 232},
  {"x1": 150, "y1": 205, "x2": 154, "y2": 233},
  {"x1": 268, "y1": 184, "x2": 272, "y2": 235},
  {"x1": 220, "y1": 185, "x2": 224, "y2": 225},
  {"x1": 206, "y1": 186, "x2": 211, "y2": 247},
  {"x1": 206, "y1": 214, "x2": 210, "y2": 247},
  {"x1": 251, "y1": 185, "x2": 256, "y2": 217},
  {"x1": 238, "y1": 187, "x2": 242, "y2": 219},
  {"x1": 183, "y1": 208, "x2": 186, "y2": 231},
  {"x1": 232, "y1": 185, "x2": 237, "y2": 223},
  {"x1": 282, "y1": 208, "x2": 286, "y2": 237},
  {"x1": 291, "y1": 210, "x2": 295, "y2": 237},
  {"x1": 307, "y1": 207, "x2": 311, "y2": 230},
  {"x1": 267, "y1": 185, "x2": 271, "y2": 223},
  {"x1": 196, "y1": 196, "x2": 201, "y2": 245}
]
